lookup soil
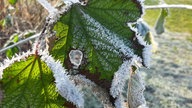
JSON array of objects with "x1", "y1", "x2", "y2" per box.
[{"x1": 141, "y1": 31, "x2": 192, "y2": 108}]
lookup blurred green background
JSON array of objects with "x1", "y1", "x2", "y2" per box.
[
  {"x1": 142, "y1": 1, "x2": 192, "y2": 108},
  {"x1": 143, "y1": 0, "x2": 192, "y2": 34}
]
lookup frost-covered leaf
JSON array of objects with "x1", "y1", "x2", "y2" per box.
[
  {"x1": 155, "y1": 9, "x2": 169, "y2": 35},
  {"x1": 1, "y1": 55, "x2": 64, "y2": 107},
  {"x1": 40, "y1": 51, "x2": 84, "y2": 108},
  {"x1": 71, "y1": 75, "x2": 114, "y2": 108},
  {"x1": 128, "y1": 68, "x2": 146, "y2": 108},
  {"x1": 136, "y1": 21, "x2": 150, "y2": 37},
  {"x1": 52, "y1": 0, "x2": 144, "y2": 80},
  {"x1": 111, "y1": 58, "x2": 147, "y2": 108}
]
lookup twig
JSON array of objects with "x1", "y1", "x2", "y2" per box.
[
  {"x1": 37, "y1": 0, "x2": 58, "y2": 14},
  {"x1": 145, "y1": 4, "x2": 192, "y2": 10},
  {"x1": 0, "y1": 33, "x2": 41, "y2": 53}
]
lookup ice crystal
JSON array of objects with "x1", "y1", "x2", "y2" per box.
[
  {"x1": 0, "y1": 50, "x2": 33, "y2": 79},
  {"x1": 38, "y1": 0, "x2": 87, "y2": 24},
  {"x1": 115, "y1": 96, "x2": 128, "y2": 108},
  {"x1": 69, "y1": 50, "x2": 83, "y2": 68},
  {"x1": 111, "y1": 56, "x2": 146, "y2": 108},
  {"x1": 142, "y1": 45, "x2": 152, "y2": 68},
  {"x1": 110, "y1": 56, "x2": 141, "y2": 98},
  {"x1": 37, "y1": 0, "x2": 59, "y2": 19},
  {"x1": 128, "y1": 19, "x2": 152, "y2": 67},
  {"x1": 138, "y1": 104, "x2": 149, "y2": 108},
  {"x1": 63, "y1": 0, "x2": 80, "y2": 5},
  {"x1": 110, "y1": 60, "x2": 132, "y2": 98},
  {"x1": 136, "y1": 0, "x2": 145, "y2": 17},
  {"x1": 136, "y1": 20, "x2": 150, "y2": 37},
  {"x1": 81, "y1": 10, "x2": 135, "y2": 59},
  {"x1": 40, "y1": 50, "x2": 84, "y2": 108}
]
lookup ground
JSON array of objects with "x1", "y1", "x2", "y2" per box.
[
  {"x1": 141, "y1": 31, "x2": 192, "y2": 108},
  {"x1": 142, "y1": 1, "x2": 192, "y2": 107}
]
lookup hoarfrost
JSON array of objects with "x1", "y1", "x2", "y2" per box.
[
  {"x1": 0, "y1": 50, "x2": 33, "y2": 79},
  {"x1": 63, "y1": 0, "x2": 80, "y2": 5},
  {"x1": 37, "y1": 0, "x2": 59, "y2": 22},
  {"x1": 138, "y1": 104, "x2": 149, "y2": 108},
  {"x1": 136, "y1": 0, "x2": 145, "y2": 17},
  {"x1": 37, "y1": 0, "x2": 87, "y2": 24},
  {"x1": 110, "y1": 56, "x2": 141, "y2": 98},
  {"x1": 110, "y1": 61, "x2": 131, "y2": 98},
  {"x1": 111, "y1": 56, "x2": 146, "y2": 108},
  {"x1": 115, "y1": 96, "x2": 128, "y2": 108},
  {"x1": 81, "y1": 10, "x2": 135, "y2": 59},
  {"x1": 40, "y1": 50, "x2": 84, "y2": 108},
  {"x1": 142, "y1": 45, "x2": 152, "y2": 68},
  {"x1": 128, "y1": 19, "x2": 152, "y2": 67}
]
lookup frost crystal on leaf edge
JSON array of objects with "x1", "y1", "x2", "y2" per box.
[
  {"x1": 110, "y1": 56, "x2": 142, "y2": 98},
  {"x1": 110, "y1": 56, "x2": 143, "y2": 108},
  {"x1": 0, "y1": 50, "x2": 33, "y2": 79},
  {"x1": 128, "y1": 19, "x2": 152, "y2": 68},
  {"x1": 40, "y1": 50, "x2": 84, "y2": 108},
  {"x1": 115, "y1": 96, "x2": 128, "y2": 108}
]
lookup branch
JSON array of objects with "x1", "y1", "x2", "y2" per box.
[
  {"x1": 145, "y1": 4, "x2": 192, "y2": 10},
  {"x1": 37, "y1": 0, "x2": 58, "y2": 14},
  {"x1": 0, "y1": 33, "x2": 41, "y2": 53}
]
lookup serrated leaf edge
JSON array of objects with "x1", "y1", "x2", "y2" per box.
[
  {"x1": 0, "y1": 50, "x2": 33, "y2": 79},
  {"x1": 128, "y1": 19, "x2": 152, "y2": 68},
  {"x1": 110, "y1": 56, "x2": 141, "y2": 98},
  {"x1": 40, "y1": 50, "x2": 84, "y2": 108}
]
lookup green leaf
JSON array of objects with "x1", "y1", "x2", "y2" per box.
[
  {"x1": 52, "y1": 0, "x2": 143, "y2": 80},
  {"x1": 4, "y1": 34, "x2": 20, "y2": 58},
  {"x1": 5, "y1": 46, "x2": 19, "y2": 58},
  {"x1": 9, "y1": 0, "x2": 17, "y2": 5},
  {"x1": 1, "y1": 55, "x2": 64, "y2": 107},
  {"x1": 155, "y1": 9, "x2": 169, "y2": 35},
  {"x1": 13, "y1": 35, "x2": 19, "y2": 43}
]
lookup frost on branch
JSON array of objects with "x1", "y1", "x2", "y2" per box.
[
  {"x1": 37, "y1": 0, "x2": 87, "y2": 24},
  {"x1": 40, "y1": 51, "x2": 84, "y2": 108}
]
